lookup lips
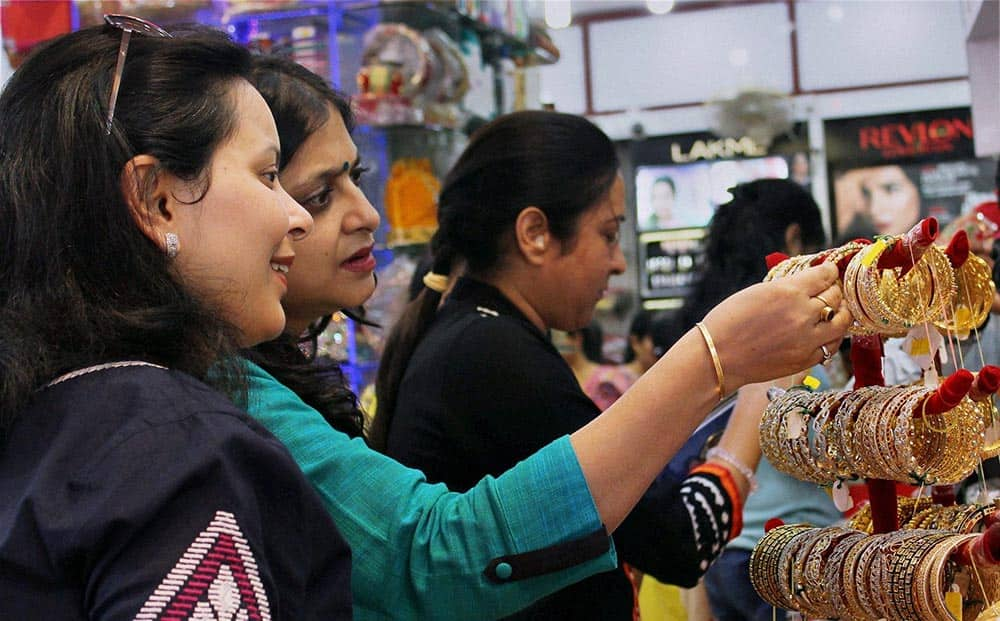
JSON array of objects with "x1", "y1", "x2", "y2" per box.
[
  {"x1": 341, "y1": 244, "x2": 376, "y2": 273},
  {"x1": 270, "y1": 255, "x2": 294, "y2": 288}
]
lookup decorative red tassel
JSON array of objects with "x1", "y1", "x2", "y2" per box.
[
  {"x1": 765, "y1": 252, "x2": 788, "y2": 270},
  {"x1": 919, "y1": 369, "x2": 974, "y2": 416},
  {"x1": 970, "y1": 365, "x2": 1000, "y2": 401},
  {"x1": 831, "y1": 239, "x2": 873, "y2": 279},
  {"x1": 945, "y1": 229, "x2": 971, "y2": 269},
  {"x1": 931, "y1": 485, "x2": 957, "y2": 507},
  {"x1": 852, "y1": 329, "x2": 898, "y2": 532},
  {"x1": 866, "y1": 478, "x2": 899, "y2": 534},
  {"x1": 953, "y1": 523, "x2": 1000, "y2": 567},
  {"x1": 876, "y1": 218, "x2": 939, "y2": 275},
  {"x1": 985, "y1": 509, "x2": 1000, "y2": 530}
]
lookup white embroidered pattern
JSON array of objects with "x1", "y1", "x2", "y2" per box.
[
  {"x1": 134, "y1": 511, "x2": 271, "y2": 621},
  {"x1": 680, "y1": 476, "x2": 728, "y2": 571}
]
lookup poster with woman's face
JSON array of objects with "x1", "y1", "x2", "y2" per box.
[
  {"x1": 635, "y1": 156, "x2": 790, "y2": 231},
  {"x1": 833, "y1": 159, "x2": 998, "y2": 239}
]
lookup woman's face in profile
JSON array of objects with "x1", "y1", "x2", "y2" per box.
[
  {"x1": 167, "y1": 81, "x2": 312, "y2": 347},
  {"x1": 542, "y1": 176, "x2": 627, "y2": 331},
  {"x1": 860, "y1": 165, "x2": 920, "y2": 236},
  {"x1": 279, "y1": 104, "x2": 381, "y2": 334}
]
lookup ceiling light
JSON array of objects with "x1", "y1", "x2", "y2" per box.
[
  {"x1": 544, "y1": 0, "x2": 572, "y2": 29},
  {"x1": 647, "y1": 0, "x2": 676, "y2": 15}
]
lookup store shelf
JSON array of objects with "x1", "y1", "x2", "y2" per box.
[
  {"x1": 341, "y1": 0, "x2": 556, "y2": 66},
  {"x1": 453, "y1": 11, "x2": 557, "y2": 66}
]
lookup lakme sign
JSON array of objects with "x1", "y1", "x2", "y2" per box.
[{"x1": 670, "y1": 136, "x2": 768, "y2": 163}]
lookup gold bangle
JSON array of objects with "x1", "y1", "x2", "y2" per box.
[{"x1": 696, "y1": 321, "x2": 725, "y2": 402}]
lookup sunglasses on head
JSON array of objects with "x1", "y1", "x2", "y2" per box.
[{"x1": 103, "y1": 14, "x2": 172, "y2": 135}]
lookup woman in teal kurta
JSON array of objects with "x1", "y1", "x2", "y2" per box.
[
  {"x1": 245, "y1": 361, "x2": 614, "y2": 619},
  {"x1": 243, "y1": 55, "x2": 849, "y2": 620}
]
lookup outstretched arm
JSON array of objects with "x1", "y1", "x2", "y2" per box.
[
  {"x1": 246, "y1": 362, "x2": 616, "y2": 621},
  {"x1": 573, "y1": 263, "x2": 848, "y2": 530},
  {"x1": 243, "y1": 263, "x2": 847, "y2": 620}
]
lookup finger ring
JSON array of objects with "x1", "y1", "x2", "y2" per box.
[
  {"x1": 821, "y1": 305, "x2": 836, "y2": 322},
  {"x1": 820, "y1": 344, "x2": 834, "y2": 361},
  {"x1": 813, "y1": 294, "x2": 832, "y2": 307}
]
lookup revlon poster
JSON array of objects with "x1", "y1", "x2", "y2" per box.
[{"x1": 825, "y1": 108, "x2": 997, "y2": 240}]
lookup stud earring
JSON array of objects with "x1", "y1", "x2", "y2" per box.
[{"x1": 165, "y1": 232, "x2": 179, "y2": 259}]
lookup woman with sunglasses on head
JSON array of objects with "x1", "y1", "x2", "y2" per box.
[
  {"x1": 242, "y1": 56, "x2": 850, "y2": 620},
  {"x1": 0, "y1": 22, "x2": 353, "y2": 619}
]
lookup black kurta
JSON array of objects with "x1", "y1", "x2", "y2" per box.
[
  {"x1": 0, "y1": 365, "x2": 352, "y2": 620},
  {"x1": 388, "y1": 277, "x2": 732, "y2": 620}
]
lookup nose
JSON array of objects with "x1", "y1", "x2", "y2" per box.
[
  {"x1": 343, "y1": 183, "x2": 380, "y2": 235},
  {"x1": 280, "y1": 183, "x2": 313, "y2": 241},
  {"x1": 610, "y1": 243, "x2": 626, "y2": 275}
]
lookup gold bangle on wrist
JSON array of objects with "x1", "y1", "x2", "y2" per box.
[{"x1": 695, "y1": 321, "x2": 725, "y2": 402}]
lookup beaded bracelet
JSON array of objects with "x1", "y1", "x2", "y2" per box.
[{"x1": 706, "y1": 446, "x2": 758, "y2": 494}]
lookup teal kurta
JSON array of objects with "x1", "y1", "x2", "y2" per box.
[{"x1": 243, "y1": 361, "x2": 617, "y2": 620}]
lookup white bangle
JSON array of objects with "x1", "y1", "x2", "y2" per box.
[{"x1": 706, "y1": 446, "x2": 758, "y2": 494}]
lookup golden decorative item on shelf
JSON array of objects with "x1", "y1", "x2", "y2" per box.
[
  {"x1": 756, "y1": 231, "x2": 1000, "y2": 619},
  {"x1": 980, "y1": 399, "x2": 1000, "y2": 459},
  {"x1": 384, "y1": 157, "x2": 440, "y2": 247},
  {"x1": 843, "y1": 240, "x2": 955, "y2": 337}
]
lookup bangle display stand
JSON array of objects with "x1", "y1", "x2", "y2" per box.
[{"x1": 753, "y1": 217, "x2": 1000, "y2": 619}]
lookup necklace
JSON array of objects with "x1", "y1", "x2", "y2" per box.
[{"x1": 43, "y1": 361, "x2": 167, "y2": 389}]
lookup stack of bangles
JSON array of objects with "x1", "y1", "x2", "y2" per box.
[
  {"x1": 751, "y1": 525, "x2": 999, "y2": 620},
  {"x1": 842, "y1": 240, "x2": 954, "y2": 337},
  {"x1": 759, "y1": 386, "x2": 985, "y2": 486},
  {"x1": 934, "y1": 252, "x2": 996, "y2": 336},
  {"x1": 764, "y1": 238, "x2": 967, "y2": 337},
  {"x1": 763, "y1": 240, "x2": 869, "y2": 283},
  {"x1": 849, "y1": 498, "x2": 999, "y2": 534}
]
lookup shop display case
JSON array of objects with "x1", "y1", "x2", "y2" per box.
[{"x1": 213, "y1": 1, "x2": 555, "y2": 394}]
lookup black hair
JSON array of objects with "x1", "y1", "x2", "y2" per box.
[
  {"x1": 653, "y1": 176, "x2": 676, "y2": 192},
  {"x1": 679, "y1": 178, "x2": 826, "y2": 330},
  {"x1": 370, "y1": 110, "x2": 620, "y2": 451},
  {"x1": 574, "y1": 322, "x2": 605, "y2": 364},
  {"x1": 249, "y1": 54, "x2": 355, "y2": 169},
  {"x1": 434, "y1": 110, "x2": 619, "y2": 276},
  {"x1": 650, "y1": 311, "x2": 686, "y2": 358},
  {"x1": 623, "y1": 310, "x2": 653, "y2": 364},
  {"x1": 0, "y1": 24, "x2": 253, "y2": 428},
  {"x1": 246, "y1": 54, "x2": 365, "y2": 439}
]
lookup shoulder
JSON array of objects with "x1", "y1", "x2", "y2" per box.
[
  {"x1": 244, "y1": 358, "x2": 299, "y2": 408},
  {"x1": 2, "y1": 365, "x2": 353, "y2": 619},
  {"x1": 419, "y1": 303, "x2": 556, "y2": 379},
  {"x1": 28, "y1": 365, "x2": 284, "y2": 483}
]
